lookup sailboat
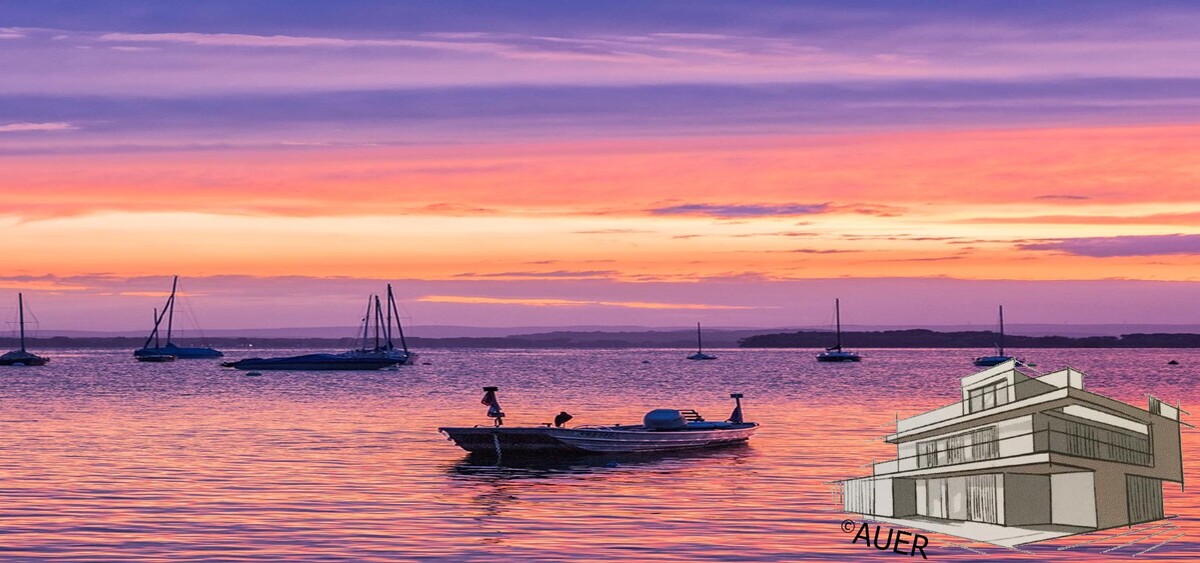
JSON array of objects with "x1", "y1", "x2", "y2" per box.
[
  {"x1": 973, "y1": 305, "x2": 1018, "y2": 367},
  {"x1": 816, "y1": 298, "x2": 861, "y2": 362},
  {"x1": 342, "y1": 284, "x2": 417, "y2": 364},
  {"x1": 133, "y1": 276, "x2": 224, "y2": 359},
  {"x1": 222, "y1": 284, "x2": 413, "y2": 371},
  {"x1": 0, "y1": 293, "x2": 50, "y2": 366},
  {"x1": 687, "y1": 322, "x2": 717, "y2": 360}
]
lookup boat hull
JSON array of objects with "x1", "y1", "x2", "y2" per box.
[
  {"x1": 136, "y1": 355, "x2": 176, "y2": 362},
  {"x1": 687, "y1": 353, "x2": 717, "y2": 360},
  {"x1": 135, "y1": 345, "x2": 223, "y2": 359},
  {"x1": 973, "y1": 355, "x2": 1015, "y2": 367},
  {"x1": 0, "y1": 353, "x2": 49, "y2": 366},
  {"x1": 439, "y1": 423, "x2": 758, "y2": 455},
  {"x1": 816, "y1": 352, "x2": 861, "y2": 362},
  {"x1": 223, "y1": 354, "x2": 401, "y2": 371}
]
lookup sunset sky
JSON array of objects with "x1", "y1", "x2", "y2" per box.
[{"x1": 3, "y1": 1, "x2": 1200, "y2": 331}]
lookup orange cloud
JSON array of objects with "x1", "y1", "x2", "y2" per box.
[{"x1": 4, "y1": 124, "x2": 1200, "y2": 222}]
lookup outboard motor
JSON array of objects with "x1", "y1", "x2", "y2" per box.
[
  {"x1": 643, "y1": 409, "x2": 687, "y2": 430},
  {"x1": 554, "y1": 411, "x2": 573, "y2": 428}
]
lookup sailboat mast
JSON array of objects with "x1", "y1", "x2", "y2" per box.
[
  {"x1": 384, "y1": 287, "x2": 394, "y2": 349},
  {"x1": 373, "y1": 295, "x2": 384, "y2": 350},
  {"x1": 388, "y1": 284, "x2": 409, "y2": 354},
  {"x1": 18, "y1": 292, "x2": 26, "y2": 352},
  {"x1": 165, "y1": 276, "x2": 178, "y2": 345},
  {"x1": 835, "y1": 298, "x2": 842, "y2": 350},
  {"x1": 361, "y1": 296, "x2": 373, "y2": 349},
  {"x1": 153, "y1": 308, "x2": 161, "y2": 347},
  {"x1": 998, "y1": 305, "x2": 1006, "y2": 356}
]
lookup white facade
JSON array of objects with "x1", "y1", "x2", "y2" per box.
[{"x1": 841, "y1": 362, "x2": 1183, "y2": 545}]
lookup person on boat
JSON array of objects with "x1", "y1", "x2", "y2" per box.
[
  {"x1": 554, "y1": 411, "x2": 573, "y2": 428},
  {"x1": 481, "y1": 387, "x2": 504, "y2": 426}
]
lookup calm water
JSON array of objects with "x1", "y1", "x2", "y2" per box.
[{"x1": 1, "y1": 348, "x2": 1196, "y2": 562}]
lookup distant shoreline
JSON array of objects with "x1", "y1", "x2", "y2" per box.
[{"x1": 10, "y1": 328, "x2": 1200, "y2": 349}]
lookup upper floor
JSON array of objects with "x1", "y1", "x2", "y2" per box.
[{"x1": 869, "y1": 362, "x2": 1184, "y2": 480}]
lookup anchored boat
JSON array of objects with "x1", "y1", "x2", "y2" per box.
[
  {"x1": 222, "y1": 285, "x2": 413, "y2": 371},
  {"x1": 0, "y1": 293, "x2": 49, "y2": 367},
  {"x1": 816, "y1": 298, "x2": 861, "y2": 362},
  {"x1": 686, "y1": 322, "x2": 717, "y2": 360},
  {"x1": 133, "y1": 276, "x2": 223, "y2": 359},
  {"x1": 339, "y1": 284, "x2": 417, "y2": 365},
  {"x1": 439, "y1": 387, "x2": 757, "y2": 456},
  {"x1": 973, "y1": 305, "x2": 1021, "y2": 367}
]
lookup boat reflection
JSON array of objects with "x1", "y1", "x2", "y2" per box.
[{"x1": 446, "y1": 442, "x2": 755, "y2": 479}]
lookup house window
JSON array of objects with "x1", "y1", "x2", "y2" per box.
[
  {"x1": 967, "y1": 381, "x2": 1011, "y2": 413},
  {"x1": 917, "y1": 426, "x2": 1000, "y2": 468}
]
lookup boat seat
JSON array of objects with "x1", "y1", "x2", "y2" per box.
[{"x1": 678, "y1": 409, "x2": 705, "y2": 422}]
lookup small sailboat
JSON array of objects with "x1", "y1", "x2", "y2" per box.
[
  {"x1": 222, "y1": 286, "x2": 411, "y2": 371},
  {"x1": 439, "y1": 387, "x2": 757, "y2": 456},
  {"x1": 687, "y1": 322, "x2": 717, "y2": 360},
  {"x1": 0, "y1": 293, "x2": 50, "y2": 366},
  {"x1": 133, "y1": 276, "x2": 223, "y2": 359},
  {"x1": 816, "y1": 298, "x2": 861, "y2": 362},
  {"x1": 136, "y1": 307, "x2": 177, "y2": 362},
  {"x1": 974, "y1": 305, "x2": 1019, "y2": 367},
  {"x1": 341, "y1": 284, "x2": 417, "y2": 365}
]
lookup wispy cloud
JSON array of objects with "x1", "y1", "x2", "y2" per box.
[
  {"x1": 647, "y1": 202, "x2": 905, "y2": 219},
  {"x1": 649, "y1": 203, "x2": 831, "y2": 218},
  {"x1": 0, "y1": 121, "x2": 75, "y2": 133},
  {"x1": 97, "y1": 31, "x2": 499, "y2": 53},
  {"x1": 453, "y1": 270, "x2": 617, "y2": 279},
  {"x1": 417, "y1": 295, "x2": 757, "y2": 310},
  {"x1": 962, "y1": 212, "x2": 1200, "y2": 226},
  {"x1": 1018, "y1": 234, "x2": 1200, "y2": 257},
  {"x1": 1034, "y1": 194, "x2": 1090, "y2": 201}
]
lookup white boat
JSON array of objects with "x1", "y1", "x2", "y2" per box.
[
  {"x1": 439, "y1": 388, "x2": 757, "y2": 456},
  {"x1": 686, "y1": 322, "x2": 717, "y2": 360},
  {"x1": 0, "y1": 293, "x2": 49, "y2": 366},
  {"x1": 816, "y1": 298, "x2": 861, "y2": 362}
]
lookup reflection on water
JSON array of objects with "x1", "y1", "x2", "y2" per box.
[{"x1": 0, "y1": 348, "x2": 1196, "y2": 561}]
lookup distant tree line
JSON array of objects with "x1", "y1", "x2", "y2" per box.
[
  {"x1": 8, "y1": 329, "x2": 1200, "y2": 350},
  {"x1": 738, "y1": 329, "x2": 1200, "y2": 348}
]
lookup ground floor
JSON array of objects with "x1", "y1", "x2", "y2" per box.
[{"x1": 842, "y1": 470, "x2": 1166, "y2": 545}]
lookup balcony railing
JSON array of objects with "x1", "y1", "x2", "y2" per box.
[{"x1": 872, "y1": 426, "x2": 1151, "y2": 475}]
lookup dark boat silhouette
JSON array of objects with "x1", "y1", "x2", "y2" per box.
[
  {"x1": 133, "y1": 276, "x2": 223, "y2": 359},
  {"x1": 973, "y1": 305, "x2": 1020, "y2": 367},
  {"x1": 687, "y1": 322, "x2": 717, "y2": 360},
  {"x1": 0, "y1": 293, "x2": 49, "y2": 366},
  {"x1": 223, "y1": 285, "x2": 413, "y2": 371},
  {"x1": 816, "y1": 298, "x2": 861, "y2": 362}
]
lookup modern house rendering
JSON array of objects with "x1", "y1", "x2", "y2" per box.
[{"x1": 840, "y1": 361, "x2": 1185, "y2": 546}]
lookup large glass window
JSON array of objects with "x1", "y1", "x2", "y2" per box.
[
  {"x1": 967, "y1": 381, "x2": 1011, "y2": 414},
  {"x1": 917, "y1": 426, "x2": 1001, "y2": 468}
]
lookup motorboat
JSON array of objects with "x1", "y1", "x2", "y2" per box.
[
  {"x1": 439, "y1": 387, "x2": 757, "y2": 456},
  {"x1": 133, "y1": 276, "x2": 223, "y2": 359},
  {"x1": 974, "y1": 305, "x2": 1021, "y2": 367},
  {"x1": 816, "y1": 298, "x2": 861, "y2": 362},
  {"x1": 686, "y1": 322, "x2": 717, "y2": 360},
  {"x1": 222, "y1": 353, "x2": 400, "y2": 371},
  {"x1": 0, "y1": 293, "x2": 49, "y2": 367}
]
